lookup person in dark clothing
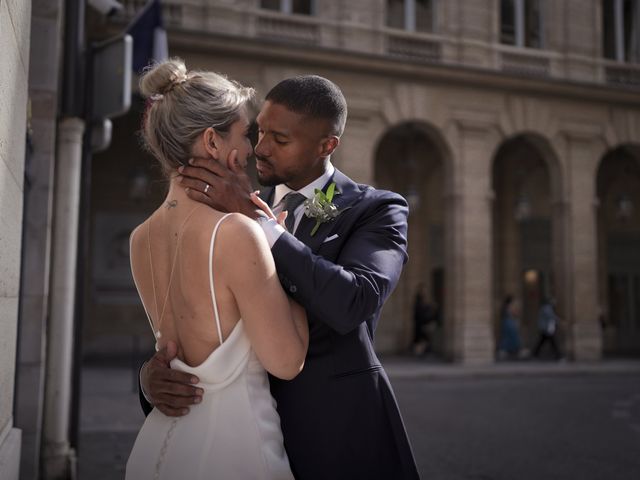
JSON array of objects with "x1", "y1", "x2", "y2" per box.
[
  {"x1": 533, "y1": 296, "x2": 562, "y2": 359},
  {"x1": 412, "y1": 283, "x2": 434, "y2": 355},
  {"x1": 497, "y1": 295, "x2": 522, "y2": 359}
]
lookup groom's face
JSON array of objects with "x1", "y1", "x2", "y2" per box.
[{"x1": 254, "y1": 101, "x2": 333, "y2": 190}]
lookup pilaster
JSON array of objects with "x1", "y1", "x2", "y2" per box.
[
  {"x1": 445, "y1": 115, "x2": 500, "y2": 364},
  {"x1": 557, "y1": 129, "x2": 604, "y2": 360}
]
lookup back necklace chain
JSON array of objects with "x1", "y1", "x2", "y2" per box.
[{"x1": 146, "y1": 204, "x2": 202, "y2": 339}]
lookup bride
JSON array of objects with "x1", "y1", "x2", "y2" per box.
[{"x1": 126, "y1": 59, "x2": 308, "y2": 479}]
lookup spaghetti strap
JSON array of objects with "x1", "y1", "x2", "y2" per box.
[{"x1": 208, "y1": 213, "x2": 233, "y2": 345}]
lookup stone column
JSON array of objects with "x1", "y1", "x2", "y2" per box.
[
  {"x1": 556, "y1": 133, "x2": 603, "y2": 360},
  {"x1": 15, "y1": 1, "x2": 64, "y2": 478},
  {"x1": 444, "y1": 118, "x2": 498, "y2": 364}
]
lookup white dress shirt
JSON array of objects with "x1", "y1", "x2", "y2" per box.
[{"x1": 259, "y1": 161, "x2": 335, "y2": 247}]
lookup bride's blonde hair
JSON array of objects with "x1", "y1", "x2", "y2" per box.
[{"x1": 139, "y1": 58, "x2": 254, "y2": 175}]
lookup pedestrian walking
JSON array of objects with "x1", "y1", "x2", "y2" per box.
[{"x1": 533, "y1": 296, "x2": 562, "y2": 360}]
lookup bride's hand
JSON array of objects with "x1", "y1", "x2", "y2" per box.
[{"x1": 250, "y1": 192, "x2": 288, "y2": 229}]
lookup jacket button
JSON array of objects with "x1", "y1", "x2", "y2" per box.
[{"x1": 289, "y1": 285, "x2": 297, "y2": 293}]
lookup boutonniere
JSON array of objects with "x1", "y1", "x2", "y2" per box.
[{"x1": 303, "y1": 182, "x2": 341, "y2": 236}]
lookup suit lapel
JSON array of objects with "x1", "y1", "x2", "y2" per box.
[{"x1": 294, "y1": 169, "x2": 362, "y2": 252}]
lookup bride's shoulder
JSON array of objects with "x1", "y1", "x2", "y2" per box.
[
  {"x1": 182, "y1": 211, "x2": 263, "y2": 248},
  {"x1": 214, "y1": 213, "x2": 266, "y2": 250},
  {"x1": 128, "y1": 220, "x2": 148, "y2": 253}
]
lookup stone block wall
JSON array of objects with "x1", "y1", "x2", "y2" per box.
[{"x1": 0, "y1": 0, "x2": 31, "y2": 477}]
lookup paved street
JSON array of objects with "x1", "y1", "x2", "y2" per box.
[
  {"x1": 393, "y1": 371, "x2": 640, "y2": 479},
  {"x1": 78, "y1": 360, "x2": 640, "y2": 479}
]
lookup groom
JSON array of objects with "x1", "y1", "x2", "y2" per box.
[{"x1": 140, "y1": 75, "x2": 420, "y2": 479}]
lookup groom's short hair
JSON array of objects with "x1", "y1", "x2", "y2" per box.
[{"x1": 265, "y1": 75, "x2": 347, "y2": 137}]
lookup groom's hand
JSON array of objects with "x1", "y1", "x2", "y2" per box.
[
  {"x1": 141, "y1": 341, "x2": 203, "y2": 417},
  {"x1": 178, "y1": 150, "x2": 260, "y2": 219}
]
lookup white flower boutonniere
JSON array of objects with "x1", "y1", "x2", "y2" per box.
[{"x1": 303, "y1": 182, "x2": 341, "y2": 236}]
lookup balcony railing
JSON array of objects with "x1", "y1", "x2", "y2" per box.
[
  {"x1": 255, "y1": 11, "x2": 320, "y2": 45},
  {"x1": 385, "y1": 30, "x2": 442, "y2": 63},
  {"x1": 497, "y1": 46, "x2": 554, "y2": 78},
  {"x1": 603, "y1": 61, "x2": 640, "y2": 87}
]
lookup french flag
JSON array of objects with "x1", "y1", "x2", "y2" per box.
[{"x1": 126, "y1": 0, "x2": 169, "y2": 73}]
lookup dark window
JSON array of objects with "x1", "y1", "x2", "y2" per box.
[
  {"x1": 603, "y1": 0, "x2": 617, "y2": 59},
  {"x1": 524, "y1": 0, "x2": 542, "y2": 48},
  {"x1": 602, "y1": 0, "x2": 639, "y2": 62},
  {"x1": 387, "y1": 0, "x2": 435, "y2": 32},
  {"x1": 260, "y1": 0, "x2": 313, "y2": 15},
  {"x1": 261, "y1": 0, "x2": 280, "y2": 11},
  {"x1": 416, "y1": 0, "x2": 435, "y2": 32},
  {"x1": 293, "y1": 0, "x2": 313, "y2": 15},
  {"x1": 623, "y1": 0, "x2": 639, "y2": 62},
  {"x1": 501, "y1": 0, "x2": 516, "y2": 45},
  {"x1": 501, "y1": 0, "x2": 543, "y2": 48},
  {"x1": 387, "y1": 0, "x2": 405, "y2": 29}
]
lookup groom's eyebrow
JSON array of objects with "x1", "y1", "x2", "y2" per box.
[
  {"x1": 271, "y1": 129, "x2": 290, "y2": 137},
  {"x1": 255, "y1": 117, "x2": 290, "y2": 137},
  {"x1": 262, "y1": 126, "x2": 290, "y2": 138}
]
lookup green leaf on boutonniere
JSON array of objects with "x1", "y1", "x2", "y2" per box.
[
  {"x1": 304, "y1": 182, "x2": 341, "y2": 236},
  {"x1": 326, "y1": 182, "x2": 336, "y2": 202}
]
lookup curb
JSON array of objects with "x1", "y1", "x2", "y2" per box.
[{"x1": 381, "y1": 358, "x2": 640, "y2": 380}]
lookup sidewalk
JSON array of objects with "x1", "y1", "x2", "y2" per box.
[{"x1": 381, "y1": 355, "x2": 640, "y2": 379}]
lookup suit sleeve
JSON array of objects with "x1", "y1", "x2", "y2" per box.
[{"x1": 271, "y1": 192, "x2": 408, "y2": 335}]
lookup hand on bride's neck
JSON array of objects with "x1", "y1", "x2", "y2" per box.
[{"x1": 163, "y1": 172, "x2": 195, "y2": 210}]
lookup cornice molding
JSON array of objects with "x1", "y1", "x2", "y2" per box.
[{"x1": 166, "y1": 29, "x2": 640, "y2": 108}]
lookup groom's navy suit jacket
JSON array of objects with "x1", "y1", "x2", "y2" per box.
[
  {"x1": 262, "y1": 169, "x2": 419, "y2": 480},
  {"x1": 139, "y1": 169, "x2": 419, "y2": 479}
]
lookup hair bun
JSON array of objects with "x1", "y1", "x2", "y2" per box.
[{"x1": 140, "y1": 59, "x2": 188, "y2": 98}]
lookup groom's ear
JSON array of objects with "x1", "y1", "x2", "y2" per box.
[
  {"x1": 203, "y1": 127, "x2": 220, "y2": 160},
  {"x1": 319, "y1": 136, "x2": 339, "y2": 157}
]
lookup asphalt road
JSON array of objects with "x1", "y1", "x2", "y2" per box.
[
  {"x1": 392, "y1": 374, "x2": 640, "y2": 480},
  {"x1": 77, "y1": 365, "x2": 640, "y2": 480}
]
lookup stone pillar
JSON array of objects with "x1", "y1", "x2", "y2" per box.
[
  {"x1": 15, "y1": 1, "x2": 64, "y2": 478},
  {"x1": 444, "y1": 119, "x2": 498, "y2": 364},
  {"x1": 557, "y1": 134, "x2": 603, "y2": 360}
]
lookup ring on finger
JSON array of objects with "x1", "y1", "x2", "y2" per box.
[{"x1": 204, "y1": 184, "x2": 210, "y2": 194}]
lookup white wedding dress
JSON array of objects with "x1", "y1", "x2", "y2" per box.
[{"x1": 126, "y1": 214, "x2": 294, "y2": 480}]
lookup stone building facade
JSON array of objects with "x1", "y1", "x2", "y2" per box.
[
  {"x1": 91, "y1": 0, "x2": 640, "y2": 365},
  {"x1": 0, "y1": 1, "x2": 637, "y2": 476},
  {"x1": 0, "y1": 0, "x2": 31, "y2": 477}
]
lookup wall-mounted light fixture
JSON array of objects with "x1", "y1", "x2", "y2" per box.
[
  {"x1": 615, "y1": 194, "x2": 634, "y2": 221},
  {"x1": 514, "y1": 193, "x2": 531, "y2": 222}
]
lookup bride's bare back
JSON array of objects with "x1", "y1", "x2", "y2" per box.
[{"x1": 130, "y1": 191, "x2": 307, "y2": 376}]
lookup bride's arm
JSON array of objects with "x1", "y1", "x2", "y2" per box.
[{"x1": 219, "y1": 214, "x2": 308, "y2": 380}]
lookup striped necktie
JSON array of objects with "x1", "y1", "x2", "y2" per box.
[{"x1": 281, "y1": 192, "x2": 307, "y2": 233}]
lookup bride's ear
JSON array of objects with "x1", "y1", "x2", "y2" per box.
[{"x1": 202, "y1": 127, "x2": 220, "y2": 160}]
